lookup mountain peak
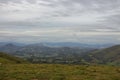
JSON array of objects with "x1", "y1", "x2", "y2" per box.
[{"x1": 5, "y1": 43, "x2": 16, "y2": 47}]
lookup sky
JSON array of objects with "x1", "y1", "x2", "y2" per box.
[{"x1": 0, "y1": 0, "x2": 120, "y2": 44}]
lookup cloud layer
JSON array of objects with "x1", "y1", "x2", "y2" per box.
[{"x1": 0, "y1": 0, "x2": 120, "y2": 43}]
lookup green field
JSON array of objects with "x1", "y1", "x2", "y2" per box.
[{"x1": 0, "y1": 64, "x2": 120, "y2": 80}]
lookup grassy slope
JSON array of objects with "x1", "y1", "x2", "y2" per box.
[
  {"x1": 0, "y1": 64, "x2": 120, "y2": 80},
  {"x1": 84, "y1": 45, "x2": 120, "y2": 65},
  {"x1": 0, "y1": 52, "x2": 28, "y2": 64}
]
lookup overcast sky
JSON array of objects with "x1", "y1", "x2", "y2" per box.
[{"x1": 0, "y1": 0, "x2": 120, "y2": 44}]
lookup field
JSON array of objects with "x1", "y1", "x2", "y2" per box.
[{"x1": 0, "y1": 64, "x2": 120, "y2": 80}]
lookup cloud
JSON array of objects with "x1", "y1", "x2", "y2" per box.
[{"x1": 0, "y1": 0, "x2": 120, "y2": 43}]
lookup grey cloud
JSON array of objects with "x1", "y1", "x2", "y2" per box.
[
  {"x1": 0, "y1": 0, "x2": 22, "y2": 3},
  {"x1": 44, "y1": 0, "x2": 120, "y2": 19},
  {"x1": 0, "y1": 0, "x2": 120, "y2": 43}
]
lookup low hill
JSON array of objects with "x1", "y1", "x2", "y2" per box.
[
  {"x1": 0, "y1": 52, "x2": 28, "y2": 64},
  {"x1": 84, "y1": 45, "x2": 120, "y2": 65}
]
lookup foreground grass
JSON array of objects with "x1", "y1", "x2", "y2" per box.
[{"x1": 0, "y1": 64, "x2": 120, "y2": 80}]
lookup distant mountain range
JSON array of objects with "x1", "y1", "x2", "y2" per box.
[
  {"x1": 0, "y1": 42, "x2": 115, "y2": 48},
  {"x1": 0, "y1": 42, "x2": 120, "y2": 65},
  {"x1": 0, "y1": 43, "x2": 96, "y2": 64},
  {"x1": 0, "y1": 42, "x2": 26, "y2": 46},
  {"x1": 42, "y1": 42, "x2": 115, "y2": 48},
  {"x1": 0, "y1": 43, "x2": 20, "y2": 53}
]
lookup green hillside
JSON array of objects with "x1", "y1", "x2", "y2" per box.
[
  {"x1": 84, "y1": 45, "x2": 120, "y2": 65},
  {"x1": 0, "y1": 52, "x2": 28, "y2": 64}
]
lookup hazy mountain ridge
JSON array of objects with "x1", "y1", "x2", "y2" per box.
[
  {"x1": 0, "y1": 43, "x2": 20, "y2": 53},
  {"x1": 0, "y1": 42, "x2": 115, "y2": 48}
]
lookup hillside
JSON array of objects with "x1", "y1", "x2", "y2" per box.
[
  {"x1": 0, "y1": 52, "x2": 28, "y2": 64},
  {"x1": 84, "y1": 45, "x2": 120, "y2": 65}
]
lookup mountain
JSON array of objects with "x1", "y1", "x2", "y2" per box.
[
  {"x1": 42, "y1": 42, "x2": 114, "y2": 48},
  {"x1": 0, "y1": 43, "x2": 95, "y2": 64},
  {"x1": 0, "y1": 42, "x2": 115, "y2": 48},
  {"x1": 0, "y1": 43, "x2": 20, "y2": 53},
  {"x1": 0, "y1": 42, "x2": 26, "y2": 46},
  {"x1": 0, "y1": 52, "x2": 28, "y2": 64},
  {"x1": 0, "y1": 43, "x2": 95, "y2": 56},
  {"x1": 0, "y1": 43, "x2": 120, "y2": 65},
  {"x1": 83, "y1": 45, "x2": 120, "y2": 65},
  {"x1": 12, "y1": 44, "x2": 94, "y2": 63}
]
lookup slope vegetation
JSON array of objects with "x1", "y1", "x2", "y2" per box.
[
  {"x1": 0, "y1": 52, "x2": 28, "y2": 64},
  {"x1": 84, "y1": 45, "x2": 120, "y2": 65}
]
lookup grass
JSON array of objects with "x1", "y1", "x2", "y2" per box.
[{"x1": 0, "y1": 64, "x2": 120, "y2": 80}]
